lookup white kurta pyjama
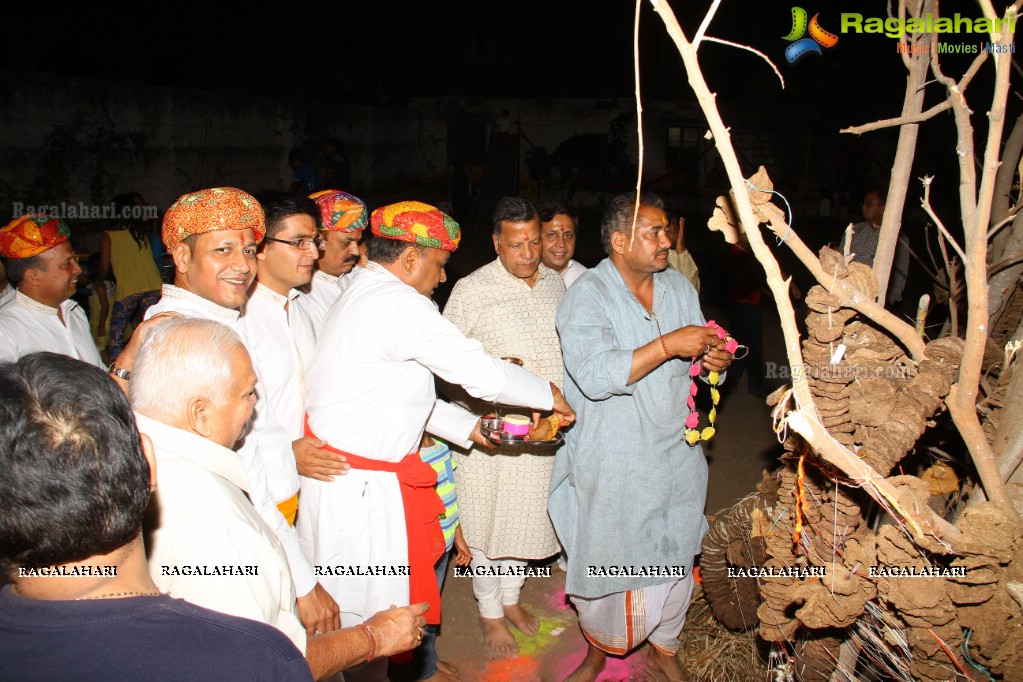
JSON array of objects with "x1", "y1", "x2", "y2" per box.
[
  {"x1": 442, "y1": 260, "x2": 565, "y2": 559},
  {"x1": 0, "y1": 291, "x2": 103, "y2": 367},
  {"x1": 239, "y1": 283, "x2": 316, "y2": 494},
  {"x1": 145, "y1": 284, "x2": 317, "y2": 597},
  {"x1": 299, "y1": 262, "x2": 554, "y2": 625},
  {"x1": 139, "y1": 414, "x2": 307, "y2": 653}
]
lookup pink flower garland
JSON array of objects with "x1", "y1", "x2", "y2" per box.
[{"x1": 684, "y1": 321, "x2": 739, "y2": 445}]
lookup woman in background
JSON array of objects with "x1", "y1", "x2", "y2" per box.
[{"x1": 96, "y1": 193, "x2": 163, "y2": 361}]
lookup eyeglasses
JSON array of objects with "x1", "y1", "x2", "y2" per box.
[{"x1": 264, "y1": 236, "x2": 326, "y2": 250}]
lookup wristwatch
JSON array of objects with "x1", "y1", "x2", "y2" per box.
[{"x1": 108, "y1": 365, "x2": 131, "y2": 381}]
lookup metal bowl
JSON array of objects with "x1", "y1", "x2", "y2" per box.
[{"x1": 480, "y1": 416, "x2": 503, "y2": 431}]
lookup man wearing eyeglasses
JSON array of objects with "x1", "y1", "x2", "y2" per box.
[
  {"x1": 847, "y1": 190, "x2": 910, "y2": 305},
  {"x1": 109, "y1": 188, "x2": 341, "y2": 642}
]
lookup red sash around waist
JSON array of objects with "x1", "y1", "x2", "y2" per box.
[{"x1": 304, "y1": 419, "x2": 446, "y2": 626}]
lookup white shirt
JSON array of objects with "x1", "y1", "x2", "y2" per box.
[
  {"x1": 561, "y1": 259, "x2": 588, "y2": 288},
  {"x1": 239, "y1": 283, "x2": 316, "y2": 499},
  {"x1": 299, "y1": 261, "x2": 554, "y2": 623},
  {"x1": 0, "y1": 291, "x2": 103, "y2": 367},
  {"x1": 297, "y1": 267, "x2": 360, "y2": 333},
  {"x1": 139, "y1": 413, "x2": 307, "y2": 653},
  {"x1": 145, "y1": 283, "x2": 317, "y2": 598},
  {"x1": 0, "y1": 284, "x2": 14, "y2": 309}
]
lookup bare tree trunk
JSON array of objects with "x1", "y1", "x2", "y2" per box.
[
  {"x1": 942, "y1": 4, "x2": 1017, "y2": 512},
  {"x1": 647, "y1": 0, "x2": 965, "y2": 545},
  {"x1": 990, "y1": 113, "x2": 1023, "y2": 228},
  {"x1": 874, "y1": 0, "x2": 933, "y2": 306}
]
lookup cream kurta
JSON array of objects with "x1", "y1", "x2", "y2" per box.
[
  {"x1": 0, "y1": 291, "x2": 103, "y2": 367},
  {"x1": 443, "y1": 260, "x2": 565, "y2": 559}
]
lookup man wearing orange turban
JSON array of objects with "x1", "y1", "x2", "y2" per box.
[
  {"x1": 0, "y1": 214, "x2": 102, "y2": 366},
  {"x1": 110, "y1": 187, "x2": 341, "y2": 645},
  {"x1": 299, "y1": 200, "x2": 576, "y2": 681}
]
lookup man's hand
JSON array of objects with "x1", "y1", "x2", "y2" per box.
[
  {"x1": 297, "y1": 583, "x2": 341, "y2": 636},
  {"x1": 665, "y1": 325, "x2": 724, "y2": 359},
  {"x1": 294, "y1": 437, "x2": 349, "y2": 481},
  {"x1": 674, "y1": 216, "x2": 687, "y2": 253},
  {"x1": 109, "y1": 311, "x2": 180, "y2": 394},
  {"x1": 363, "y1": 602, "x2": 430, "y2": 659},
  {"x1": 469, "y1": 421, "x2": 497, "y2": 449},
  {"x1": 549, "y1": 383, "x2": 576, "y2": 426},
  {"x1": 701, "y1": 347, "x2": 733, "y2": 374}
]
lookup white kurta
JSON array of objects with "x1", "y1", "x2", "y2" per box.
[
  {"x1": 443, "y1": 260, "x2": 565, "y2": 559},
  {"x1": 0, "y1": 291, "x2": 103, "y2": 367},
  {"x1": 0, "y1": 284, "x2": 14, "y2": 309},
  {"x1": 296, "y1": 267, "x2": 360, "y2": 333},
  {"x1": 299, "y1": 261, "x2": 555, "y2": 624},
  {"x1": 139, "y1": 414, "x2": 307, "y2": 653},
  {"x1": 144, "y1": 284, "x2": 317, "y2": 598},
  {"x1": 239, "y1": 283, "x2": 316, "y2": 499},
  {"x1": 561, "y1": 259, "x2": 588, "y2": 288}
]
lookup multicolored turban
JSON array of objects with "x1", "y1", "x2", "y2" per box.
[
  {"x1": 162, "y1": 187, "x2": 265, "y2": 250},
  {"x1": 0, "y1": 214, "x2": 71, "y2": 259},
  {"x1": 309, "y1": 189, "x2": 368, "y2": 232},
  {"x1": 370, "y1": 201, "x2": 460, "y2": 252}
]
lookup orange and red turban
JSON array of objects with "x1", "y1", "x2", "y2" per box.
[
  {"x1": 370, "y1": 201, "x2": 460, "y2": 252},
  {"x1": 0, "y1": 215, "x2": 71, "y2": 259},
  {"x1": 309, "y1": 190, "x2": 368, "y2": 232},
  {"x1": 162, "y1": 187, "x2": 265, "y2": 250}
]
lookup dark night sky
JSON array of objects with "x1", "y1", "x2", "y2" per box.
[
  {"x1": 2, "y1": 3, "x2": 911, "y2": 105},
  {"x1": 3, "y1": 1, "x2": 1012, "y2": 185}
]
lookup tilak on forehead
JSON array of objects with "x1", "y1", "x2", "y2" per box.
[
  {"x1": 0, "y1": 214, "x2": 71, "y2": 259},
  {"x1": 162, "y1": 187, "x2": 265, "y2": 250},
  {"x1": 370, "y1": 201, "x2": 461, "y2": 251},
  {"x1": 309, "y1": 190, "x2": 368, "y2": 232}
]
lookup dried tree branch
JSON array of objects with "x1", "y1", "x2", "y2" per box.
[
  {"x1": 645, "y1": 1, "x2": 956, "y2": 543},
  {"x1": 936, "y1": 225, "x2": 960, "y2": 337},
  {"x1": 921, "y1": 177, "x2": 967, "y2": 262},
  {"x1": 629, "y1": 0, "x2": 644, "y2": 246},
  {"x1": 691, "y1": 0, "x2": 722, "y2": 50},
  {"x1": 942, "y1": 1, "x2": 1018, "y2": 513},
  {"x1": 759, "y1": 202, "x2": 928, "y2": 360},
  {"x1": 841, "y1": 99, "x2": 951, "y2": 135},
  {"x1": 702, "y1": 37, "x2": 785, "y2": 88}
]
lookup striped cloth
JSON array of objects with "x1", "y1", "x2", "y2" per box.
[{"x1": 420, "y1": 439, "x2": 459, "y2": 552}]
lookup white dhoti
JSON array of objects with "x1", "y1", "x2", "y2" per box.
[{"x1": 571, "y1": 572, "x2": 695, "y2": 656}]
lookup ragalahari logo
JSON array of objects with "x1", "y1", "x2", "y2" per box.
[{"x1": 783, "y1": 7, "x2": 839, "y2": 63}]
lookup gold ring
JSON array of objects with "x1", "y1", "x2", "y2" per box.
[{"x1": 415, "y1": 627, "x2": 424, "y2": 640}]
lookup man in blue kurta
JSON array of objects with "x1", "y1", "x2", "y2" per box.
[{"x1": 549, "y1": 192, "x2": 734, "y2": 682}]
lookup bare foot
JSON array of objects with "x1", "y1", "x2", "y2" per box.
[
  {"x1": 503, "y1": 603, "x2": 539, "y2": 636},
  {"x1": 421, "y1": 659, "x2": 460, "y2": 681},
  {"x1": 644, "y1": 645, "x2": 690, "y2": 682},
  {"x1": 479, "y1": 616, "x2": 518, "y2": 656},
  {"x1": 563, "y1": 643, "x2": 606, "y2": 682}
]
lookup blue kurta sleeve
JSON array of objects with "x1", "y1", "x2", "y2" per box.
[{"x1": 556, "y1": 278, "x2": 637, "y2": 401}]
